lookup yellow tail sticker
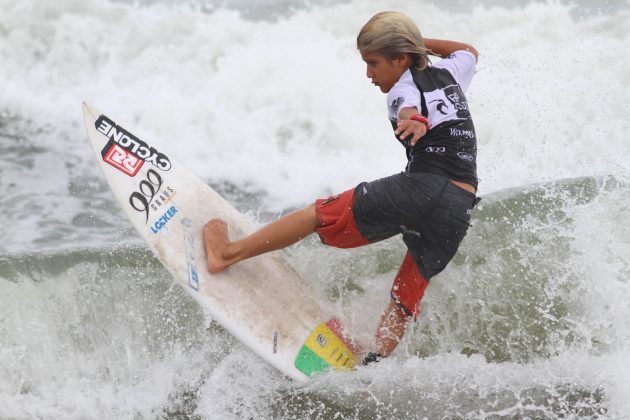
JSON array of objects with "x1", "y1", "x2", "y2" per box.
[{"x1": 303, "y1": 322, "x2": 356, "y2": 370}]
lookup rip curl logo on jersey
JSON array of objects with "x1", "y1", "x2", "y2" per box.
[
  {"x1": 457, "y1": 152, "x2": 474, "y2": 162},
  {"x1": 96, "y1": 115, "x2": 171, "y2": 174},
  {"x1": 390, "y1": 96, "x2": 405, "y2": 114},
  {"x1": 429, "y1": 99, "x2": 449, "y2": 115}
]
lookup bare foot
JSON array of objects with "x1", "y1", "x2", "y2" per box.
[{"x1": 203, "y1": 219, "x2": 232, "y2": 273}]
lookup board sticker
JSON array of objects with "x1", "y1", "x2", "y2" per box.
[
  {"x1": 102, "y1": 141, "x2": 144, "y2": 176},
  {"x1": 294, "y1": 320, "x2": 356, "y2": 377}
]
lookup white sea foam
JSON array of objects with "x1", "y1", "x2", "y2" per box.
[{"x1": 1, "y1": 0, "x2": 628, "y2": 210}]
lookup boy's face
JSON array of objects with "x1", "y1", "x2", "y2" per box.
[{"x1": 360, "y1": 51, "x2": 409, "y2": 93}]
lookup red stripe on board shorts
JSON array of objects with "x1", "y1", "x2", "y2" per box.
[
  {"x1": 391, "y1": 252, "x2": 430, "y2": 321},
  {"x1": 314, "y1": 188, "x2": 369, "y2": 249}
]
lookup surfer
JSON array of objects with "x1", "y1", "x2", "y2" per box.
[{"x1": 204, "y1": 11, "x2": 480, "y2": 365}]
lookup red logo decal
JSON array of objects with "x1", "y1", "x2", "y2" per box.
[{"x1": 103, "y1": 143, "x2": 143, "y2": 176}]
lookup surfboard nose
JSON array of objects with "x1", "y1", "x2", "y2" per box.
[{"x1": 82, "y1": 102, "x2": 99, "y2": 119}]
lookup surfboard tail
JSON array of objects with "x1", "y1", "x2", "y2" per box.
[
  {"x1": 324, "y1": 318, "x2": 362, "y2": 356},
  {"x1": 294, "y1": 318, "x2": 358, "y2": 377}
]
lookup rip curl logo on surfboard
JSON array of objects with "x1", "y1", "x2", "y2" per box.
[
  {"x1": 96, "y1": 115, "x2": 171, "y2": 176},
  {"x1": 102, "y1": 143, "x2": 144, "y2": 176}
]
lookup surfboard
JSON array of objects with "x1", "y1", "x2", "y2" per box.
[{"x1": 82, "y1": 103, "x2": 357, "y2": 381}]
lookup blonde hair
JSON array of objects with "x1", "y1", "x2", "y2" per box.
[{"x1": 357, "y1": 11, "x2": 430, "y2": 70}]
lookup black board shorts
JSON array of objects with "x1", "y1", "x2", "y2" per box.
[{"x1": 352, "y1": 172, "x2": 476, "y2": 279}]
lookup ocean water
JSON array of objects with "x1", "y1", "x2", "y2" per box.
[{"x1": 1, "y1": 0, "x2": 629, "y2": 418}]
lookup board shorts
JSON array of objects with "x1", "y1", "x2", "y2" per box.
[{"x1": 314, "y1": 172, "x2": 477, "y2": 320}]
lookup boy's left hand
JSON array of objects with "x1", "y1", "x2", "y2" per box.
[{"x1": 395, "y1": 119, "x2": 427, "y2": 146}]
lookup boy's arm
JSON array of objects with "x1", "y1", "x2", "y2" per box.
[
  {"x1": 424, "y1": 38, "x2": 478, "y2": 61},
  {"x1": 395, "y1": 107, "x2": 427, "y2": 146}
]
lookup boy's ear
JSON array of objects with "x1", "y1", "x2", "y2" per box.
[{"x1": 396, "y1": 54, "x2": 411, "y2": 67}]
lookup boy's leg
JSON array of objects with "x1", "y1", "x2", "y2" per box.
[
  {"x1": 372, "y1": 252, "x2": 430, "y2": 358},
  {"x1": 204, "y1": 187, "x2": 373, "y2": 273},
  {"x1": 374, "y1": 297, "x2": 409, "y2": 357},
  {"x1": 204, "y1": 204, "x2": 319, "y2": 273}
]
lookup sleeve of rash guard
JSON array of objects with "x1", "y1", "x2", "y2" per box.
[
  {"x1": 387, "y1": 81, "x2": 422, "y2": 121},
  {"x1": 433, "y1": 50, "x2": 477, "y2": 93}
]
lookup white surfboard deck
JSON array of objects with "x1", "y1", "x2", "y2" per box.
[{"x1": 82, "y1": 103, "x2": 351, "y2": 381}]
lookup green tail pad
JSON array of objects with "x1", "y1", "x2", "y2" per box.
[{"x1": 294, "y1": 345, "x2": 331, "y2": 377}]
